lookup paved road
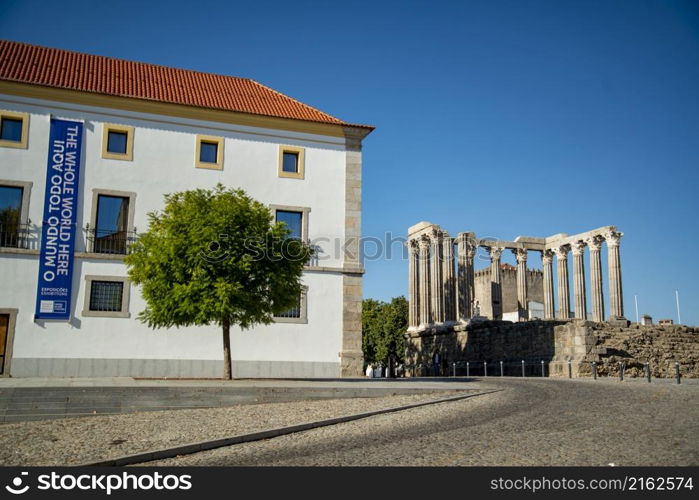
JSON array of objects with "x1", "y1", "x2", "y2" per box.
[
  {"x1": 151, "y1": 378, "x2": 699, "y2": 466},
  {"x1": 0, "y1": 377, "x2": 479, "y2": 422}
]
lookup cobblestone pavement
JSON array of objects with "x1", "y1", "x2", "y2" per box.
[
  {"x1": 148, "y1": 378, "x2": 699, "y2": 466},
  {"x1": 0, "y1": 391, "x2": 461, "y2": 466}
]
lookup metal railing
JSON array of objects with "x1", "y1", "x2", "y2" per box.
[
  {"x1": 0, "y1": 222, "x2": 32, "y2": 249},
  {"x1": 399, "y1": 359, "x2": 687, "y2": 383},
  {"x1": 85, "y1": 226, "x2": 137, "y2": 255}
]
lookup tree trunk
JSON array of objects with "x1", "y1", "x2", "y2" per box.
[{"x1": 222, "y1": 317, "x2": 232, "y2": 380}]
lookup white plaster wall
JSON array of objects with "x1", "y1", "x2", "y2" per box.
[
  {"x1": 1, "y1": 256, "x2": 341, "y2": 363},
  {"x1": 0, "y1": 94, "x2": 350, "y2": 370},
  {"x1": 1, "y1": 94, "x2": 347, "y2": 264}
]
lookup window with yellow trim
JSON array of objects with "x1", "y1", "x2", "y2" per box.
[
  {"x1": 195, "y1": 135, "x2": 224, "y2": 170},
  {"x1": 278, "y1": 145, "x2": 305, "y2": 179},
  {"x1": 0, "y1": 110, "x2": 29, "y2": 149},
  {"x1": 101, "y1": 124, "x2": 134, "y2": 161}
]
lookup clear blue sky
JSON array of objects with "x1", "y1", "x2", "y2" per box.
[{"x1": 2, "y1": 0, "x2": 698, "y2": 325}]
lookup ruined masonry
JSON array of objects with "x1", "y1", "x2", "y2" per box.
[
  {"x1": 404, "y1": 222, "x2": 699, "y2": 378},
  {"x1": 407, "y1": 221, "x2": 625, "y2": 328}
]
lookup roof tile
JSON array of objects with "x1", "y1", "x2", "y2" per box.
[{"x1": 0, "y1": 40, "x2": 372, "y2": 129}]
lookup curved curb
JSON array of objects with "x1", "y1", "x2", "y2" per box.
[{"x1": 82, "y1": 389, "x2": 502, "y2": 466}]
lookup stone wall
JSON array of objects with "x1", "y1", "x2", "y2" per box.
[
  {"x1": 552, "y1": 322, "x2": 699, "y2": 378},
  {"x1": 405, "y1": 320, "x2": 566, "y2": 376},
  {"x1": 405, "y1": 320, "x2": 699, "y2": 378},
  {"x1": 474, "y1": 266, "x2": 544, "y2": 318}
]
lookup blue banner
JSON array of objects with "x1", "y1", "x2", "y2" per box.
[{"x1": 35, "y1": 118, "x2": 84, "y2": 320}]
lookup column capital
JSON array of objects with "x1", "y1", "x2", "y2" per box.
[
  {"x1": 542, "y1": 249, "x2": 554, "y2": 265},
  {"x1": 552, "y1": 244, "x2": 570, "y2": 260},
  {"x1": 604, "y1": 229, "x2": 623, "y2": 247},
  {"x1": 456, "y1": 232, "x2": 477, "y2": 245},
  {"x1": 585, "y1": 234, "x2": 604, "y2": 252},
  {"x1": 488, "y1": 246, "x2": 504, "y2": 260},
  {"x1": 571, "y1": 240, "x2": 586, "y2": 256},
  {"x1": 513, "y1": 248, "x2": 528, "y2": 263},
  {"x1": 418, "y1": 235, "x2": 431, "y2": 249},
  {"x1": 407, "y1": 238, "x2": 419, "y2": 253},
  {"x1": 429, "y1": 228, "x2": 445, "y2": 242}
]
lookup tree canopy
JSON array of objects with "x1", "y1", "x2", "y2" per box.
[
  {"x1": 362, "y1": 296, "x2": 408, "y2": 367},
  {"x1": 124, "y1": 184, "x2": 313, "y2": 378}
]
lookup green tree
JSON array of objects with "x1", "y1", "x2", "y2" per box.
[
  {"x1": 362, "y1": 296, "x2": 408, "y2": 368},
  {"x1": 361, "y1": 298, "x2": 383, "y2": 365},
  {"x1": 125, "y1": 184, "x2": 313, "y2": 379}
]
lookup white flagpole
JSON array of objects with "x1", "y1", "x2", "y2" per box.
[
  {"x1": 634, "y1": 295, "x2": 639, "y2": 323},
  {"x1": 675, "y1": 290, "x2": 681, "y2": 325}
]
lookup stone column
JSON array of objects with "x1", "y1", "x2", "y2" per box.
[
  {"x1": 418, "y1": 236, "x2": 431, "y2": 327},
  {"x1": 585, "y1": 235, "x2": 605, "y2": 322},
  {"x1": 553, "y1": 245, "x2": 571, "y2": 319},
  {"x1": 572, "y1": 240, "x2": 587, "y2": 320},
  {"x1": 429, "y1": 231, "x2": 444, "y2": 324},
  {"x1": 442, "y1": 236, "x2": 456, "y2": 323},
  {"x1": 513, "y1": 248, "x2": 528, "y2": 320},
  {"x1": 456, "y1": 233, "x2": 475, "y2": 321},
  {"x1": 408, "y1": 239, "x2": 420, "y2": 329},
  {"x1": 467, "y1": 244, "x2": 476, "y2": 314},
  {"x1": 542, "y1": 250, "x2": 555, "y2": 320},
  {"x1": 605, "y1": 229, "x2": 625, "y2": 320},
  {"x1": 456, "y1": 234, "x2": 470, "y2": 321},
  {"x1": 489, "y1": 246, "x2": 503, "y2": 320}
]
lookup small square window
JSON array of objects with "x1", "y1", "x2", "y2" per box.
[
  {"x1": 278, "y1": 146, "x2": 305, "y2": 179},
  {"x1": 82, "y1": 275, "x2": 130, "y2": 318},
  {"x1": 274, "y1": 287, "x2": 308, "y2": 323},
  {"x1": 0, "y1": 111, "x2": 29, "y2": 149},
  {"x1": 200, "y1": 141, "x2": 218, "y2": 164},
  {"x1": 275, "y1": 292, "x2": 302, "y2": 319},
  {"x1": 195, "y1": 135, "x2": 224, "y2": 170},
  {"x1": 107, "y1": 131, "x2": 128, "y2": 154},
  {"x1": 89, "y1": 281, "x2": 124, "y2": 312},
  {"x1": 276, "y1": 210, "x2": 303, "y2": 240},
  {"x1": 101, "y1": 124, "x2": 134, "y2": 161},
  {"x1": 282, "y1": 152, "x2": 298, "y2": 173},
  {"x1": 0, "y1": 118, "x2": 22, "y2": 143}
]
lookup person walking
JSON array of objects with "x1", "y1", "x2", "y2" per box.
[{"x1": 433, "y1": 351, "x2": 441, "y2": 377}]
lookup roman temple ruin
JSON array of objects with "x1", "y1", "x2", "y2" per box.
[{"x1": 406, "y1": 221, "x2": 626, "y2": 330}]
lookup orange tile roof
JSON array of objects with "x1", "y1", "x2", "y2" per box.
[{"x1": 0, "y1": 40, "x2": 373, "y2": 129}]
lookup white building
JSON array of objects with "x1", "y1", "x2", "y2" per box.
[{"x1": 0, "y1": 40, "x2": 372, "y2": 378}]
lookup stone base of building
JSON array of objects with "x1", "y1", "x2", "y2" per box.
[
  {"x1": 405, "y1": 320, "x2": 699, "y2": 378},
  {"x1": 9, "y1": 358, "x2": 341, "y2": 379},
  {"x1": 607, "y1": 316, "x2": 630, "y2": 327},
  {"x1": 340, "y1": 349, "x2": 364, "y2": 377}
]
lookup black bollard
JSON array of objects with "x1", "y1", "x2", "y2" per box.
[
  {"x1": 521, "y1": 360, "x2": 525, "y2": 378},
  {"x1": 645, "y1": 362, "x2": 651, "y2": 383},
  {"x1": 568, "y1": 360, "x2": 572, "y2": 379},
  {"x1": 592, "y1": 361, "x2": 597, "y2": 380},
  {"x1": 500, "y1": 360, "x2": 504, "y2": 377},
  {"x1": 484, "y1": 361, "x2": 488, "y2": 377},
  {"x1": 619, "y1": 362, "x2": 624, "y2": 381},
  {"x1": 541, "y1": 360, "x2": 545, "y2": 377},
  {"x1": 675, "y1": 362, "x2": 681, "y2": 384},
  {"x1": 452, "y1": 362, "x2": 456, "y2": 377},
  {"x1": 466, "y1": 361, "x2": 470, "y2": 377}
]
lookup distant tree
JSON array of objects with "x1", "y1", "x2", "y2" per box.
[
  {"x1": 125, "y1": 184, "x2": 313, "y2": 379},
  {"x1": 362, "y1": 296, "x2": 408, "y2": 367},
  {"x1": 361, "y1": 298, "x2": 383, "y2": 365}
]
